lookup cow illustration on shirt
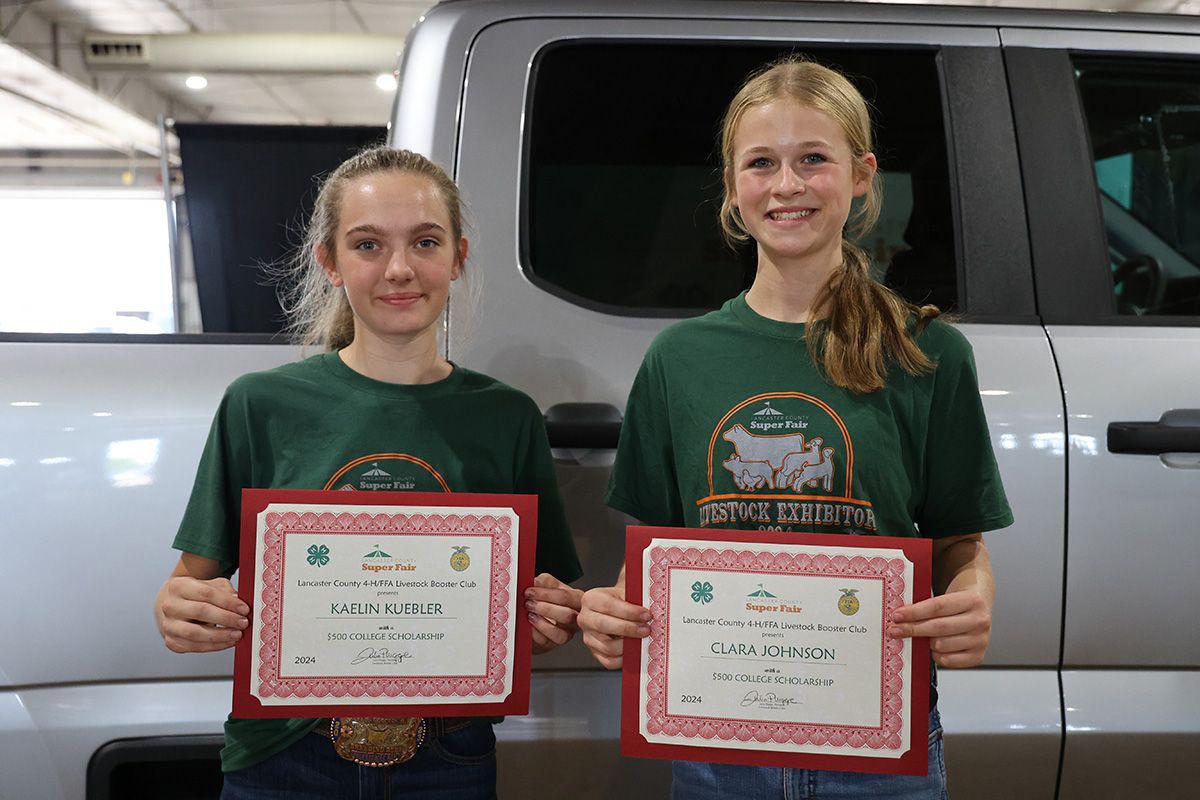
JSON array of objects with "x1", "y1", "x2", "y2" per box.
[{"x1": 721, "y1": 424, "x2": 835, "y2": 494}]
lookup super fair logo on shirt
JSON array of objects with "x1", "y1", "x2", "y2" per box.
[
  {"x1": 324, "y1": 455, "x2": 451, "y2": 492},
  {"x1": 698, "y1": 394, "x2": 878, "y2": 533}
]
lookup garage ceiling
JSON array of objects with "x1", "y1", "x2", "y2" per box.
[
  {"x1": 1, "y1": 0, "x2": 1199, "y2": 164},
  {"x1": 0, "y1": 0, "x2": 430, "y2": 165}
]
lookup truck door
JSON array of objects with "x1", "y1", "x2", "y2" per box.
[{"x1": 1005, "y1": 31, "x2": 1200, "y2": 800}]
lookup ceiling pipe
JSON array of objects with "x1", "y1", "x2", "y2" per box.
[{"x1": 83, "y1": 32, "x2": 407, "y2": 74}]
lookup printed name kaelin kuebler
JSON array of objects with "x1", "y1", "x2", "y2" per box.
[{"x1": 329, "y1": 602, "x2": 444, "y2": 616}]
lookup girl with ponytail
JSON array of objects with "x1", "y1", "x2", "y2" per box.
[
  {"x1": 579, "y1": 57, "x2": 1012, "y2": 799},
  {"x1": 155, "y1": 146, "x2": 582, "y2": 799},
  {"x1": 716, "y1": 56, "x2": 940, "y2": 393}
]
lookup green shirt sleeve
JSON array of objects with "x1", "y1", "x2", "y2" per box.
[
  {"x1": 516, "y1": 401, "x2": 583, "y2": 583},
  {"x1": 606, "y1": 343, "x2": 685, "y2": 527},
  {"x1": 172, "y1": 385, "x2": 251, "y2": 575},
  {"x1": 914, "y1": 325, "x2": 1014, "y2": 538}
]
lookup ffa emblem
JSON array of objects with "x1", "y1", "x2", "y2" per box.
[
  {"x1": 307, "y1": 544, "x2": 330, "y2": 567},
  {"x1": 691, "y1": 581, "x2": 714, "y2": 604},
  {"x1": 837, "y1": 588, "x2": 860, "y2": 616},
  {"x1": 450, "y1": 546, "x2": 470, "y2": 572}
]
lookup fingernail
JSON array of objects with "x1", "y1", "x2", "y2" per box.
[
  {"x1": 636, "y1": 625, "x2": 650, "y2": 636},
  {"x1": 238, "y1": 618, "x2": 249, "y2": 629},
  {"x1": 524, "y1": 588, "x2": 535, "y2": 598},
  {"x1": 230, "y1": 630, "x2": 242, "y2": 641},
  {"x1": 527, "y1": 612, "x2": 540, "y2": 624},
  {"x1": 524, "y1": 600, "x2": 536, "y2": 611}
]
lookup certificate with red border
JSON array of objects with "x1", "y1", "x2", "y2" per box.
[
  {"x1": 621, "y1": 526, "x2": 931, "y2": 775},
  {"x1": 233, "y1": 489, "x2": 537, "y2": 719}
]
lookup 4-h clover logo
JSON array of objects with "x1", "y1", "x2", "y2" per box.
[
  {"x1": 691, "y1": 581, "x2": 714, "y2": 604},
  {"x1": 307, "y1": 544, "x2": 330, "y2": 567}
]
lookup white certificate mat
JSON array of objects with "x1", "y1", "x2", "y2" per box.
[
  {"x1": 622, "y1": 526, "x2": 930, "y2": 775},
  {"x1": 234, "y1": 489, "x2": 537, "y2": 718}
]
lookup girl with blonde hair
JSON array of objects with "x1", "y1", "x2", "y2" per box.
[
  {"x1": 155, "y1": 145, "x2": 583, "y2": 799},
  {"x1": 579, "y1": 57, "x2": 1011, "y2": 799}
]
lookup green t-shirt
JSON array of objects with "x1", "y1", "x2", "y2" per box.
[
  {"x1": 607, "y1": 292, "x2": 1013, "y2": 539},
  {"x1": 174, "y1": 352, "x2": 582, "y2": 771}
]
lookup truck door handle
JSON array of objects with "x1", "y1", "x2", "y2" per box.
[
  {"x1": 544, "y1": 402, "x2": 623, "y2": 450},
  {"x1": 1107, "y1": 409, "x2": 1200, "y2": 454}
]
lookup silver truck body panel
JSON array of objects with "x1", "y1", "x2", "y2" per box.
[{"x1": 4, "y1": 1, "x2": 1200, "y2": 797}]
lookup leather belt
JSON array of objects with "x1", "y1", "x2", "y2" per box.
[{"x1": 312, "y1": 717, "x2": 473, "y2": 741}]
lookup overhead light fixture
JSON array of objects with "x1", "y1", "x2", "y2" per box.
[
  {"x1": 376, "y1": 72, "x2": 398, "y2": 91},
  {"x1": 185, "y1": 75, "x2": 208, "y2": 90}
]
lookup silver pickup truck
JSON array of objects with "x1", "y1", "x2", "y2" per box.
[{"x1": 3, "y1": 2, "x2": 1199, "y2": 798}]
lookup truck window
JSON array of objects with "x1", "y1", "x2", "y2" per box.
[
  {"x1": 1075, "y1": 56, "x2": 1200, "y2": 317},
  {"x1": 523, "y1": 43, "x2": 956, "y2": 317}
]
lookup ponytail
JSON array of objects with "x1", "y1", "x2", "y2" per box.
[{"x1": 807, "y1": 241, "x2": 939, "y2": 393}]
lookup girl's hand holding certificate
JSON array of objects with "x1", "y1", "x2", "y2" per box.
[
  {"x1": 526, "y1": 572, "x2": 586, "y2": 653},
  {"x1": 579, "y1": 567, "x2": 652, "y2": 670},
  {"x1": 155, "y1": 552, "x2": 249, "y2": 654}
]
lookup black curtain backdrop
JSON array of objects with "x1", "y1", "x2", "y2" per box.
[{"x1": 176, "y1": 123, "x2": 387, "y2": 334}]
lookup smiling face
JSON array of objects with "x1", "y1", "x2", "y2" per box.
[
  {"x1": 728, "y1": 99, "x2": 876, "y2": 275},
  {"x1": 317, "y1": 171, "x2": 466, "y2": 350}
]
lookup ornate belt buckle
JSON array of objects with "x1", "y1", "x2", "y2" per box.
[{"x1": 330, "y1": 717, "x2": 426, "y2": 767}]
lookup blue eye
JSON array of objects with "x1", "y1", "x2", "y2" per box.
[
  {"x1": 416, "y1": 238, "x2": 439, "y2": 249},
  {"x1": 748, "y1": 157, "x2": 773, "y2": 168},
  {"x1": 354, "y1": 240, "x2": 379, "y2": 251},
  {"x1": 803, "y1": 153, "x2": 828, "y2": 165}
]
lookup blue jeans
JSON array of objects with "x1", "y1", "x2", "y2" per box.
[
  {"x1": 221, "y1": 722, "x2": 497, "y2": 799},
  {"x1": 671, "y1": 709, "x2": 947, "y2": 800}
]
